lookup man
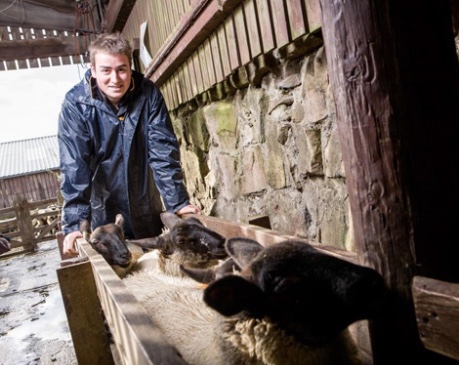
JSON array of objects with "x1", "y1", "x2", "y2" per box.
[{"x1": 58, "y1": 32, "x2": 200, "y2": 256}]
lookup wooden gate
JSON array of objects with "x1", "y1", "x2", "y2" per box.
[{"x1": 0, "y1": 194, "x2": 60, "y2": 255}]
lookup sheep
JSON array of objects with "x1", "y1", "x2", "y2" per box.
[
  {"x1": 79, "y1": 214, "x2": 138, "y2": 278},
  {"x1": 127, "y1": 211, "x2": 227, "y2": 277},
  {"x1": 123, "y1": 236, "x2": 386, "y2": 365},
  {"x1": 80, "y1": 212, "x2": 227, "y2": 278}
]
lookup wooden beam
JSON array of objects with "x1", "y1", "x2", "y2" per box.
[
  {"x1": 0, "y1": 0, "x2": 75, "y2": 32},
  {"x1": 104, "y1": 0, "x2": 138, "y2": 33},
  {"x1": 0, "y1": 36, "x2": 89, "y2": 61},
  {"x1": 319, "y1": 0, "x2": 459, "y2": 364},
  {"x1": 412, "y1": 276, "x2": 459, "y2": 361}
]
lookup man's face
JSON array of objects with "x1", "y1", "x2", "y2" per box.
[{"x1": 91, "y1": 51, "x2": 132, "y2": 106}]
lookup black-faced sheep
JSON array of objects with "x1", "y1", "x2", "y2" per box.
[
  {"x1": 128, "y1": 211, "x2": 227, "y2": 277},
  {"x1": 79, "y1": 214, "x2": 137, "y2": 277},
  {"x1": 123, "y1": 237, "x2": 386, "y2": 365}
]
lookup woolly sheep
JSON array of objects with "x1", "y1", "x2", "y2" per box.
[
  {"x1": 128, "y1": 211, "x2": 227, "y2": 276},
  {"x1": 123, "y1": 237, "x2": 386, "y2": 365},
  {"x1": 80, "y1": 212, "x2": 227, "y2": 278}
]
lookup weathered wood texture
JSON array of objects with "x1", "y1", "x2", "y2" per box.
[
  {"x1": 0, "y1": 170, "x2": 60, "y2": 208},
  {"x1": 71, "y1": 240, "x2": 187, "y2": 365},
  {"x1": 57, "y1": 258, "x2": 115, "y2": 365},
  {"x1": 0, "y1": 0, "x2": 99, "y2": 70},
  {"x1": 319, "y1": 0, "x2": 459, "y2": 364},
  {"x1": 0, "y1": 0, "x2": 75, "y2": 32},
  {"x1": 122, "y1": 0, "x2": 323, "y2": 110},
  {"x1": 0, "y1": 196, "x2": 60, "y2": 255},
  {"x1": 412, "y1": 276, "x2": 459, "y2": 361}
]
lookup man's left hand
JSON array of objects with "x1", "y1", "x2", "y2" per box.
[{"x1": 177, "y1": 204, "x2": 201, "y2": 216}]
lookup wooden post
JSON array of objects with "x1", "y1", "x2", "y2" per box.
[
  {"x1": 57, "y1": 259, "x2": 115, "y2": 365},
  {"x1": 14, "y1": 193, "x2": 36, "y2": 250},
  {"x1": 319, "y1": 0, "x2": 459, "y2": 364}
]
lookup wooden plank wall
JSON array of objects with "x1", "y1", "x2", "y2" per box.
[
  {"x1": 0, "y1": 170, "x2": 60, "y2": 208},
  {"x1": 0, "y1": 26, "x2": 82, "y2": 71},
  {"x1": 122, "y1": 0, "x2": 322, "y2": 110}
]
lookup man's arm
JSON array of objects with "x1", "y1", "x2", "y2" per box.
[
  {"x1": 146, "y1": 83, "x2": 197, "y2": 213},
  {"x1": 58, "y1": 97, "x2": 93, "y2": 251}
]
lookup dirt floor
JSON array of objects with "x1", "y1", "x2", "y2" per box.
[{"x1": 0, "y1": 240, "x2": 77, "y2": 365}]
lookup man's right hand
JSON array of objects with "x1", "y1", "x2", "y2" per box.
[{"x1": 63, "y1": 231, "x2": 83, "y2": 256}]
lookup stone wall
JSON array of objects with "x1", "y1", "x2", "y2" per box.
[{"x1": 172, "y1": 45, "x2": 356, "y2": 251}]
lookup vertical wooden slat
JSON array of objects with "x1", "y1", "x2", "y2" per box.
[
  {"x1": 256, "y1": 0, "x2": 275, "y2": 53},
  {"x1": 187, "y1": 57, "x2": 199, "y2": 96},
  {"x1": 176, "y1": 68, "x2": 185, "y2": 105},
  {"x1": 225, "y1": 16, "x2": 240, "y2": 71},
  {"x1": 217, "y1": 24, "x2": 232, "y2": 77},
  {"x1": 166, "y1": 1, "x2": 175, "y2": 35},
  {"x1": 304, "y1": 0, "x2": 322, "y2": 32},
  {"x1": 270, "y1": 0, "x2": 290, "y2": 48},
  {"x1": 46, "y1": 30, "x2": 62, "y2": 66},
  {"x1": 210, "y1": 33, "x2": 224, "y2": 83},
  {"x1": 233, "y1": 4, "x2": 251, "y2": 65},
  {"x1": 286, "y1": 0, "x2": 307, "y2": 40},
  {"x1": 204, "y1": 38, "x2": 217, "y2": 87},
  {"x1": 181, "y1": 63, "x2": 190, "y2": 103},
  {"x1": 192, "y1": 51, "x2": 204, "y2": 94},
  {"x1": 15, "y1": 28, "x2": 28, "y2": 69},
  {"x1": 154, "y1": 2, "x2": 166, "y2": 54},
  {"x1": 244, "y1": 0, "x2": 262, "y2": 58},
  {"x1": 198, "y1": 44, "x2": 210, "y2": 91}
]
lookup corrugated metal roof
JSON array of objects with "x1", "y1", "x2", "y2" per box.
[{"x1": 0, "y1": 135, "x2": 59, "y2": 178}]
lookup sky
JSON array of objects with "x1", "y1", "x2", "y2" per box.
[{"x1": 0, "y1": 63, "x2": 88, "y2": 143}]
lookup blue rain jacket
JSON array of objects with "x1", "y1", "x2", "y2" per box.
[{"x1": 58, "y1": 69, "x2": 190, "y2": 238}]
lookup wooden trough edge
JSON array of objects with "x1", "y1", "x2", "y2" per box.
[{"x1": 58, "y1": 240, "x2": 187, "y2": 365}]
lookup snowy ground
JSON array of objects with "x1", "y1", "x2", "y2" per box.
[{"x1": 0, "y1": 240, "x2": 77, "y2": 365}]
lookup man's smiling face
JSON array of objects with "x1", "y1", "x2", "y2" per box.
[{"x1": 91, "y1": 51, "x2": 132, "y2": 106}]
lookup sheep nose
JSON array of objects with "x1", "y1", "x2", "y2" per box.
[{"x1": 120, "y1": 252, "x2": 131, "y2": 260}]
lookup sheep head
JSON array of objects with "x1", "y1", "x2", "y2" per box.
[
  {"x1": 128, "y1": 212, "x2": 227, "y2": 269},
  {"x1": 79, "y1": 214, "x2": 132, "y2": 268},
  {"x1": 203, "y1": 238, "x2": 386, "y2": 345}
]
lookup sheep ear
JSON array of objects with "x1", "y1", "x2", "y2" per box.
[
  {"x1": 160, "y1": 212, "x2": 182, "y2": 229},
  {"x1": 225, "y1": 237, "x2": 263, "y2": 268},
  {"x1": 115, "y1": 214, "x2": 125, "y2": 228},
  {"x1": 204, "y1": 275, "x2": 265, "y2": 317},
  {"x1": 180, "y1": 265, "x2": 216, "y2": 284},
  {"x1": 79, "y1": 220, "x2": 92, "y2": 242},
  {"x1": 127, "y1": 237, "x2": 166, "y2": 250},
  {"x1": 79, "y1": 219, "x2": 91, "y2": 234}
]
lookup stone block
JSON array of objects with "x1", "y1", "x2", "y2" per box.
[
  {"x1": 203, "y1": 100, "x2": 238, "y2": 151},
  {"x1": 240, "y1": 146, "x2": 268, "y2": 195}
]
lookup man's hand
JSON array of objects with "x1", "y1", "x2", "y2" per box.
[
  {"x1": 63, "y1": 231, "x2": 83, "y2": 256},
  {"x1": 177, "y1": 204, "x2": 201, "y2": 216}
]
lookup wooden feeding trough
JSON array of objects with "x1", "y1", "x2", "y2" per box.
[{"x1": 56, "y1": 215, "x2": 459, "y2": 365}]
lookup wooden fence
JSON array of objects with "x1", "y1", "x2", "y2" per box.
[{"x1": 0, "y1": 194, "x2": 60, "y2": 256}]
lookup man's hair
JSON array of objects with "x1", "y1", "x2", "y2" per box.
[{"x1": 88, "y1": 32, "x2": 132, "y2": 66}]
